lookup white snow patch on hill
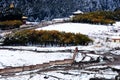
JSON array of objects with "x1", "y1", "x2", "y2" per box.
[{"x1": 36, "y1": 23, "x2": 112, "y2": 35}]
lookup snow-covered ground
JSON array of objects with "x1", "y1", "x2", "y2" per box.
[
  {"x1": 0, "y1": 69, "x2": 117, "y2": 80},
  {"x1": 36, "y1": 23, "x2": 112, "y2": 35},
  {"x1": 36, "y1": 22, "x2": 120, "y2": 49},
  {"x1": 1, "y1": 22, "x2": 120, "y2": 80},
  {"x1": 0, "y1": 45, "x2": 111, "y2": 52},
  {"x1": 0, "y1": 46, "x2": 104, "y2": 69},
  {"x1": 0, "y1": 49, "x2": 73, "y2": 69}
]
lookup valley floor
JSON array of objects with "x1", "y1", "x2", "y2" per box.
[{"x1": 1, "y1": 22, "x2": 120, "y2": 80}]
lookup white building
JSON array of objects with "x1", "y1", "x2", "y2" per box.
[
  {"x1": 69, "y1": 10, "x2": 84, "y2": 19},
  {"x1": 73, "y1": 10, "x2": 84, "y2": 15},
  {"x1": 52, "y1": 18, "x2": 70, "y2": 23},
  {"x1": 111, "y1": 36, "x2": 120, "y2": 43}
]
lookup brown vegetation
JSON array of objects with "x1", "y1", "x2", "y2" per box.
[
  {"x1": 0, "y1": 3, "x2": 23, "y2": 30},
  {"x1": 0, "y1": 20, "x2": 23, "y2": 30},
  {"x1": 3, "y1": 30, "x2": 93, "y2": 46},
  {"x1": 71, "y1": 11, "x2": 120, "y2": 25}
]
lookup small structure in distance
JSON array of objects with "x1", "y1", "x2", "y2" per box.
[
  {"x1": 69, "y1": 10, "x2": 84, "y2": 19},
  {"x1": 111, "y1": 36, "x2": 120, "y2": 43},
  {"x1": 73, "y1": 10, "x2": 84, "y2": 15}
]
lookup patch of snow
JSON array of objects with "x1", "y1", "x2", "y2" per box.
[
  {"x1": 75, "y1": 53, "x2": 84, "y2": 62},
  {"x1": 111, "y1": 50, "x2": 120, "y2": 55},
  {"x1": 110, "y1": 65, "x2": 120, "y2": 69},
  {"x1": 85, "y1": 65, "x2": 108, "y2": 69},
  {"x1": 82, "y1": 56, "x2": 91, "y2": 61},
  {"x1": 36, "y1": 23, "x2": 112, "y2": 35},
  {"x1": 26, "y1": 21, "x2": 39, "y2": 25},
  {"x1": 73, "y1": 10, "x2": 84, "y2": 14},
  {"x1": 0, "y1": 49, "x2": 72, "y2": 68}
]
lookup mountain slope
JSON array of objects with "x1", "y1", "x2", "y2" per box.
[{"x1": 0, "y1": 0, "x2": 120, "y2": 21}]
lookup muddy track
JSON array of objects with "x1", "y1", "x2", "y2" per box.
[
  {"x1": 0, "y1": 60, "x2": 117, "y2": 79},
  {"x1": 1, "y1": 20, "x2": 67, "y2": 33}
]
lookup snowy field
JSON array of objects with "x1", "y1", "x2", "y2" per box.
[
  {"x1": 0, "y1": 49, "x2": 73, "y2": 69},
  {"x1": 36, "y1": 22, "x2": 120, "y2": 48},
  {"x1": 36, "y1": 23, "x2": 113, "y2": 35},
  {"x1": 0, "y1": 22, "x2": 120, "y2": 80},
  {"x1": 0, "y1": 45, "x2": 104, "y2": 69}
]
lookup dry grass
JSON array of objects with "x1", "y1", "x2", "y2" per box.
[{"x1": 0, "y1": 20, "x2": 23, "y2": 26}]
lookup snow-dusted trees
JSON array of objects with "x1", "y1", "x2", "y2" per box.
[
  {"x1": 1, "y1": 0, "x2": 120, "y2": 21},
  {"x1": 3, "y1": 30, "x2": 93, "y2": 46},
  {"x1": 71, "y1": 11, "x2": 120, "y2": 25}
]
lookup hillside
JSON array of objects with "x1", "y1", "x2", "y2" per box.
[{"x1": 0, "y1": 0, "x2": 120, "y2": 21}]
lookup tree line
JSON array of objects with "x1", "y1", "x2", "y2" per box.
[
  {"x1": 3, "y1": 30, "x2": 93, "y2": 46},
  {"x1": 72, "y1": 10, "x2": 120, "y2": 25}
]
